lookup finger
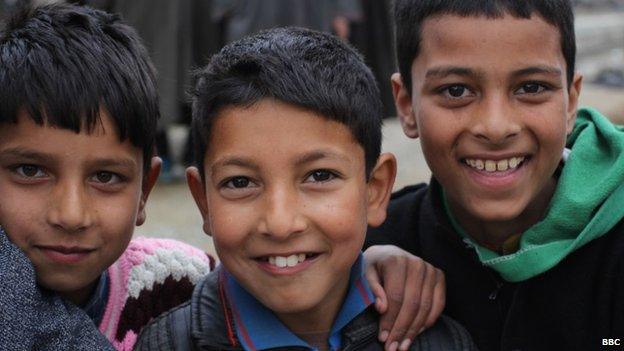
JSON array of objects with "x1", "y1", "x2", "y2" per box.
[
  {"x1": 424, "y1": 269, "x2": 446, "y2": 329},
  {"x1": 377, "y1": 257, "x2": 408, "y2": 342},
  {"x1": 397, "y1": 265, "x2": 436, "y2": 350},
  {"x1": 385, "y1": 258, "x2": 426, "y2": 349},
  {"x1": 365, "y1": 264, "x2": 388, "y2": 314}
]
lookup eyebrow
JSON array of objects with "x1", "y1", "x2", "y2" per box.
[
  {"x1": 425, "y1": 66, "x2": 478, "y2": 79},
  {"x1": 511, "y1": 65, "x2": 562, "y2": 78},
  {"x1": 293, "y1": 150, "x2": 351, "y2": 167},
  {"x1": 210, "y1": 157, "x2": 260, "y2": 174},
  {"x1": 0, "y1": 147, "x2": 138, "y2": 170},
  {"x1": 0, "y1": 148, "x2": 49, "y2": 163},
  {"x1": 425, "y1": 65, "x2": 562, "y2": 80},
  {"x1": 87, "y1": 158, "x2": 138, "y2": 171},
  {"x1": 210, "y1": 150, "x2": 351, "y2": 174}
]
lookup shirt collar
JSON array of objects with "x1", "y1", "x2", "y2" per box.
[
  {"x1": 82, "y1": 271, "x2": 109, "y2": 327},
  {"x1": 224, "y1": 253, "x2": 374, "y2": 351}
]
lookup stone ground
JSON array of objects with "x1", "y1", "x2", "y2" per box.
[{"x1": 135, "y1": 84, "x2": 624, "y2": 258}]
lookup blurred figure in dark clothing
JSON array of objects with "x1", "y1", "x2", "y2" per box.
[
  {"x1": 350, "y1": 0, "x2": 396, "y2": 117},
  {"x1": 211, "y1": 0, "x2": 361, "y2": 43}
]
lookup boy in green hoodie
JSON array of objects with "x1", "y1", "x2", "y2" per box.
[{"x1": 366, "y1": 1, "x2": 624, "y2": 350}]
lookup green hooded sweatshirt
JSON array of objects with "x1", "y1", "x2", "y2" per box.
[{"x1": 444, "y1": 107, "x2": 624, "y2": 282}]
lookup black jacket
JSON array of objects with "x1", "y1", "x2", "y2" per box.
[
  {"x1": 365, "y1": 183, "x2": 624, "y2": 351},
  {"x1": 134, "y1": 267, "x2": 477, "y2": 351}
]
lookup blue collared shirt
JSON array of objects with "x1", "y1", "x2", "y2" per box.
[
  {"x1": 224, "y1": 253, "x2": 375, "y2": 351},
  {"x1": 82, "y1": 271, "x2": 109, "y2": 327}
]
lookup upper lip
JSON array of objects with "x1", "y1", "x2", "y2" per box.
[{"x1": 36, "y1": 245, "x2": 95, "y2": 254}]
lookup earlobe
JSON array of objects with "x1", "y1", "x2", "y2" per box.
[
  {"x1": 186, "y1": 166, "x2": 212, "y2": 236},
  {"x1": 566, "y1": 73, "x2": 583, "y2": 134},
  {"x1": 136, "y1": 156, "x2": 162, "y2": 226},
  {"x1": 391, "y1": 73, "x2": 419, "y2": 138},
  {"x1": 366, "y1": 153, "x2": 397, "y2": 227}
]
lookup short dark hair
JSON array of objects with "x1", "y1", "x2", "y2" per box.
[
  {"x1": 191, "y1": 27, "x2": 383, "y2": 178},
  {"x1": 0, "y1": 3, "x2": 159, "y2": 172},
  {"x1": 394, "y1": 0, "x2": 576, "y2": 94}
]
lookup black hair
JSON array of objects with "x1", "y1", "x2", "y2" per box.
[
  {"x1": 191, "y1": 27, "x2": 382, "y2": 178},
  {"x1": 394, "y1": 0, "x2": 576, "y2": 94},
  {"x1": 0, "y1": 3, "x2": 159, "y2": 173}
]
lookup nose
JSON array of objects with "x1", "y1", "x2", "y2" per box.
[
  {"x1": 47, "y1": 180, "x2": 93, "y2": 233},
  {"x1": 257, "y1": 185, "x2": 307, "y2": 239},
  {"x1": 470, "y1": 95, "x2": 521, "y2": 144}
]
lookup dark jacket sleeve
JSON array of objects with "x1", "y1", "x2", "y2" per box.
[
  {"x1": 134, "y1": 302, "x2": 195, "y2": 351},
  {"x1": 411, "y1": 315, "x2": 479, "y2": 351}
]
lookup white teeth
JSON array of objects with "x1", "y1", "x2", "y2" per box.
[
  {"x1": 286, "y1": 255, "x2": 298, "y2": 267},
  {"x1": 509, "y1": 157, "x2": 519, "y2": 168},
  {"x1": 267, "y1": 253, "x2": 308, "y2": 268},
  {"x1": 497, "y1": 159, "x2": 508, "y2": 171},
  {"x1": 465, "y1": 156, "x2": 525, "y2": 172},
  {"x1": 275, "y1": 256, "x2": 287, "y2": 268}
]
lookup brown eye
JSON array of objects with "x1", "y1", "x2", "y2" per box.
[
  {"x1": 225, "y1": 176, "x2": 251, "y2": 188},
  {"x1": 525, "y1": 84, "x2": 540, "y2": 93},
  {"x1": 448, "y1": 85, "x2": 466, "y2": 97},
  {"x1": 96, "y1": 172, "x2": 113, "y2": 183},
  {"x1": 16, "y1": 165, "x2": 44, "y2": 178},
  {"x1": 306, "y1": 170, "x2": 337, "y2": 183},
  {"x1": 22, "y1": 165, "x2": 40, "y2": 177}
]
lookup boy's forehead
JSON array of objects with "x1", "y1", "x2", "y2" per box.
[
  {"x1": 414, "y1": 14, "x2": 565, "y2": 78},
  {"x1": 0, "y1": 110, "x2": 142, "y2": 165},
  {"x1": 204, "y1": 100, "x2": 364, "y2": 170}
]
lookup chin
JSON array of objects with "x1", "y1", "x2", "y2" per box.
[
  {"x1": 263, "y1": 296, "x2": 315, "y2": 314},
  {"x1": 468, "y1": 200, "x2": 528, "y2": 223}
]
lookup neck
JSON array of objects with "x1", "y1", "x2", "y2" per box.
[
  {"x1": 451, "y1": 177, "x2": 557, "y2": 253},
  {"x1": 275, "y1": 274, "x2": 350, "y2": 343},
  {"x1": 58, "y1": 278, "x2": 98, "y2": 307}
]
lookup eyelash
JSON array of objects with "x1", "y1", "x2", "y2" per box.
[
  {"x1": 9, "y1": 165, "x2": 125, "y2": 186},
  {"x1": 219, "y1": 169, "x2": 340, "y2": 190},
  {"x1": 221, "y1": 176, "x2": 256, "y2": 189},
  {"x1": 90, "y1": 171, "x2": 124, "y2": 185},
  {"x1": 304, "y1": 169, "x2": 339, "y2": 183},
  {"x1": 436, "y1": 84, "x2": 475, "y2": 101},
  {"x1": 514, "y1": 81, "x2": 551, "y2": 95}
]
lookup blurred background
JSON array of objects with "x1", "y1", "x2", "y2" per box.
[{"x1": 2, "y1": 0, "x2": 624, "y2": 257}]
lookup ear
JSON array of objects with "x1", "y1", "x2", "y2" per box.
[
  {"x1": 135, "y1": 156, "x2": 162, "y2": 226},
  {"x1": 391, "y1": 72, "x2": 419, "y2": 138},
  {"x1": 366, "y1": 153, "x2": 397, "y2": 227},
  {"x1": 566, "y1": 72, "x2": 583, "y2": 135},
  {"x1": 186, "y1": 166, "x2": 212, "y2": 236}
]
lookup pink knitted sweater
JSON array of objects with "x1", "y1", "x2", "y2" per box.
[{"x1": 97, "y1": 237, "x2": 215, "y2": 350}]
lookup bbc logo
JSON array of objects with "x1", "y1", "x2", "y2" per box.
[{"x1": 602, "y1": 339, "x2": 621, "y2": 346}]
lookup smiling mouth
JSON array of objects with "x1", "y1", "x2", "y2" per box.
[
  {"x1": 36, "y1": 245, "x2": 95, "y2": 264},
  {"x1": 257, "y1": 253, "x2": 320, "y2": 268},
  {"x1": 463, "y1": 156, "x2": 528, "y2": 173}
]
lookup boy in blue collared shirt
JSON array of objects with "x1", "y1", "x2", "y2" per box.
[{"x1": 135, "y1": 27, "x2": 475, "y2": 351}]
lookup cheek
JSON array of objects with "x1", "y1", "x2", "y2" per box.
[
  {"x1": 307, "y1": 188, "x2": 368, "y2": 243},
  {"x1": 207, "y1": 200, "x2": 253, "y2": 250},
  {"x1": 0, "y1": 189, "x2": 43, "y2": 247},
  {"x1": 96, "y1": 191, "x2": 142, "y2": 240}
]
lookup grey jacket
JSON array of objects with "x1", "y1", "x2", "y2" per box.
[
  {"x1": 0, "y1": 228, "x2": 114, "y2": 350},
  {"x1": 135, "y1": 268, "x2": 477, "y2": 351}
]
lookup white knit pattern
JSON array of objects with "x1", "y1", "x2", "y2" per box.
[{"x1": 126, "y1": 248, "x2": 210, "y2": 299}]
